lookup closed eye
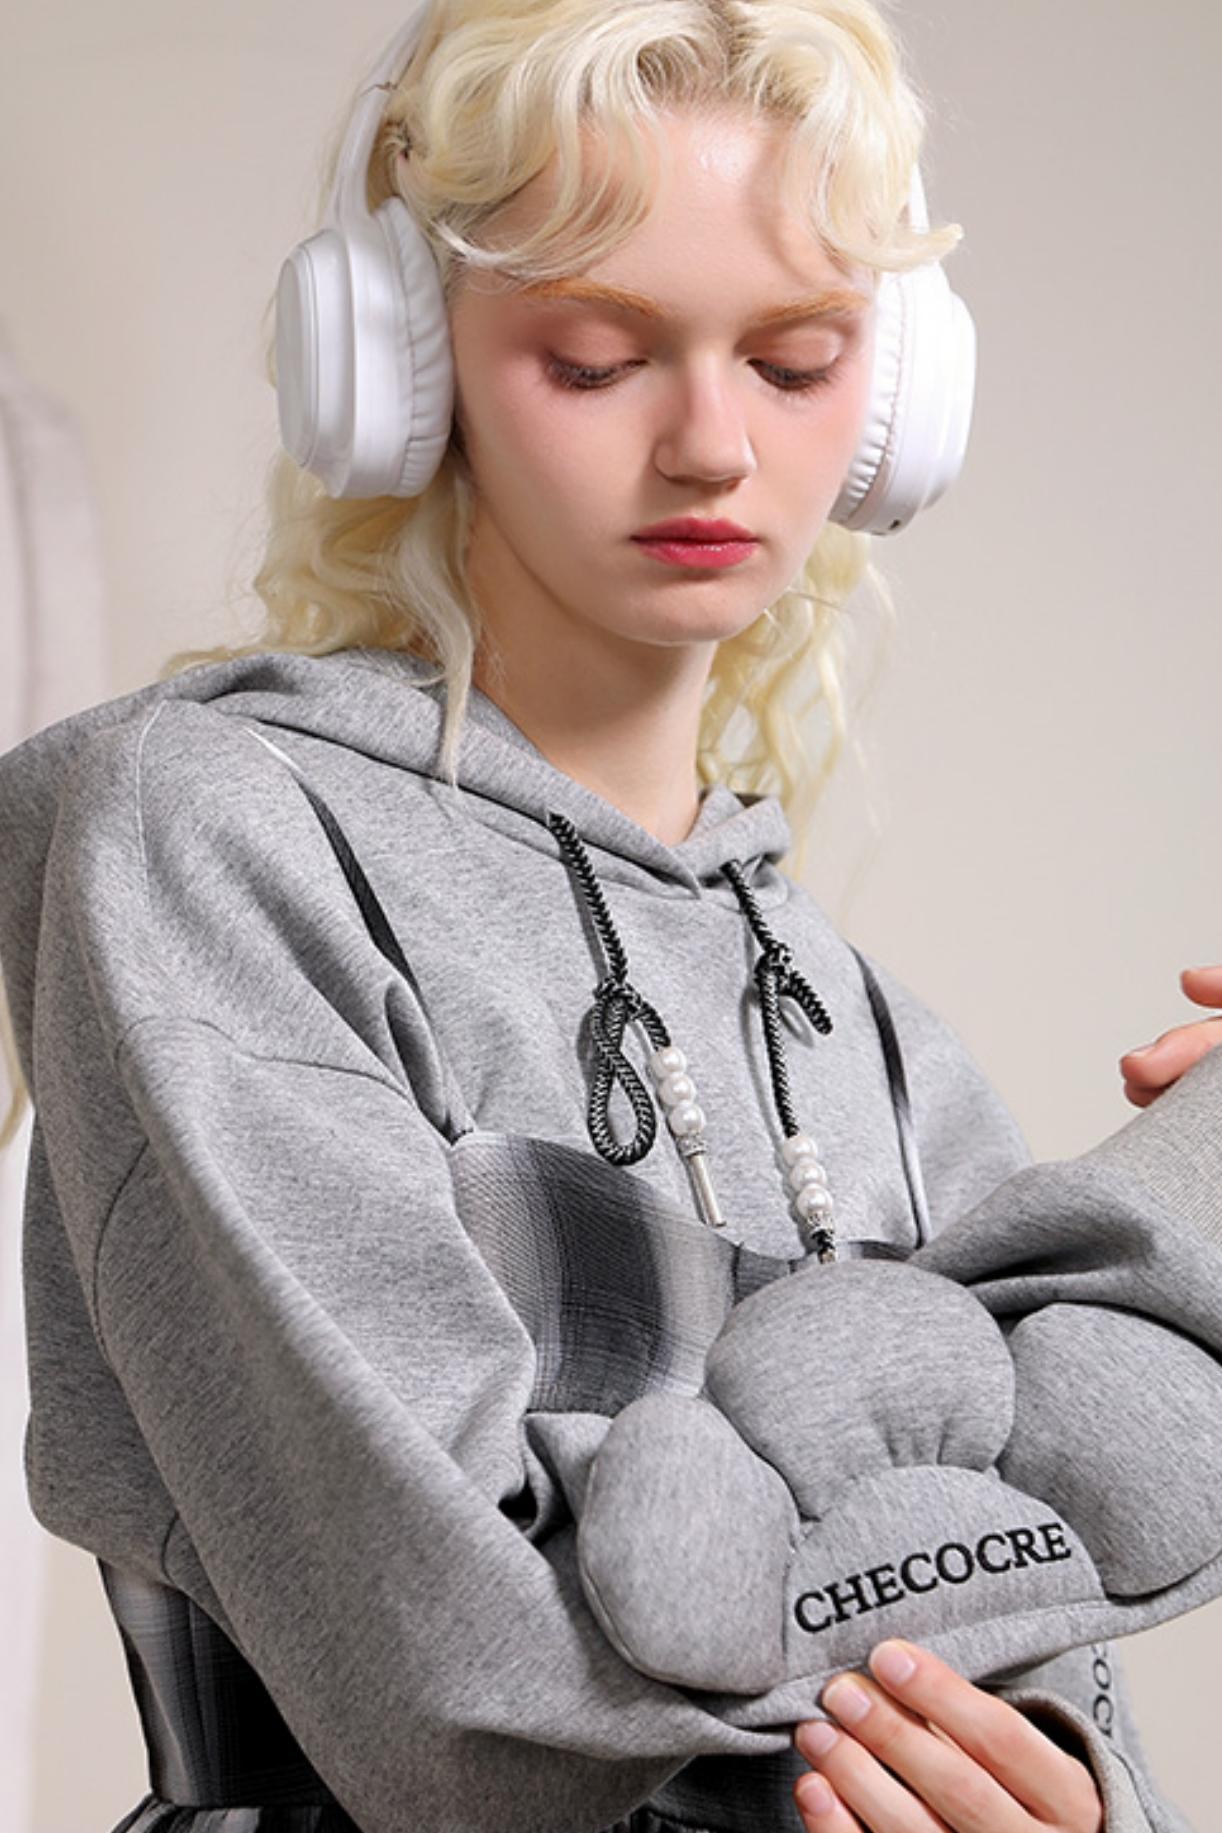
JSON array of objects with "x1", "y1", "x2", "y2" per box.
[{"x1": 544, "y1": 356, "x2": 843, "y2": 396}]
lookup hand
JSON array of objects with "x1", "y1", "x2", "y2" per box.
[
  {"x1": 792, "y1": 1638, "x2": 1102, "y2": 1832},
  {"x1": 1119, "y1": 964, "x2": 1222, "y2": 1108}
]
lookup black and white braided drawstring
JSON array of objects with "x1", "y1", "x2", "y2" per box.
[{"x1": 546, "y1": 809, "x2": 839, "y2": 1263}]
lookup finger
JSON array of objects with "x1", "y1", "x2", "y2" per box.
[
  {"x1": 1119, "y1": 1020, "x2": 1222, "y2": 1101},
  {"x1": 808, "y1": 1670, "x2": 1024, "y2": 1833},
  {"x1": 863, "y1": 1640, "x2": 1099, "y2": 1826},
  {"x1": 1120, "y1": 1021, "x2": 1222, "y2": 1074},
  {"x1": 1180, "y1": 964, "x2": 1222, "y2": 1005},
  {"x1": 794, "y1": 1768, "x2": 864, "y2": 1831},
  {"x1": 795, "y1": 1715, "x2": 952, "y2": 1833}
]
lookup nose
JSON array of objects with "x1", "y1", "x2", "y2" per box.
[{"x1": 654, "y1": 362, "x2": 757, "y2": 486}]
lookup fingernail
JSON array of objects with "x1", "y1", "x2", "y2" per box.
[
  {"x1": 823, "y1": 1678, "x2": 871, "y2": 1724},
  {"x1": 797, "y1": 1774, "x2": 837, "y2": 1818},
  {"x1": 798, "y1": 1720, "x2": 840, "y2": 1758},
  {"x1": 1125, "y1": 1043, "x2": 1156, "y2": 1058},
  {"x1": 871, "y1": 1639, "x2": 917, "y2": 1685}
]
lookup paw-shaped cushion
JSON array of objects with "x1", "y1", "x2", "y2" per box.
[
  {"x1": 575, "y1": 1257, "x2": 1222, "y2": 1699},
  {"x1": 1000, "y1": 1301, "x2": 1222, "y2": 1594}
]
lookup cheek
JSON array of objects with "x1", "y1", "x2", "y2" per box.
[
  {"x1": 477, "y1": 358, "x2": 596, "y2": 479},
  {"x1": 780, "y1": 362, "x2": 874, "y2": 517},
  {"x1": 773, "y1": 383, "x2": 871, "y2": 514}
]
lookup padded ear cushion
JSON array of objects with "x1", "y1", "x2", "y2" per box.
[
  {"x1": 576, "y1": 1394, "x2": 799, "y2": 1693},
  {"x1": 370, "y1": 196, "x2": 456, "y2": 496},
  {"x1": 832, "y1": 261, "x2": 977, "y2": 537},
  {"x1": 831, "y1": 268, "x2": 906, "y2": 531},
  {"x1": 998, "y1": 1303, "x2": 1222, "y2": 1596},
  {"x1": 702, "y1": 1258, "x2": 1015, "y2": 1517}
]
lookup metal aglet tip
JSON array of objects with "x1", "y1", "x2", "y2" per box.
[{"x1": 676, "y1": 1138, "x2": 726, "y2": 1229}]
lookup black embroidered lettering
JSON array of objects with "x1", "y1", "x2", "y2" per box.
[
  {"x1": 1006, "y1": 1526, "x2": 1041, "y2": 1569},
  {"x1": 899, "y1": 1550, "x2": 937, "y2": 1593},
  {"x1": 864, "y1": 1563, "x2": 904, "y2": 1607},
  {"x1": 976, "y1": 1532, "x2": 1013, "y2": 1574},
  {"x1": 794, "y1": 1592, "x2": 834, "y2": 1634},
  {"x1": 1038, "y1": 1521, "x2": 1073, "y2": 1563},
  {"x1": 935, "y1": 1541, "x2": 974, "y2": 1584},
  {"x1": 793, "y1": 1519, "x2": 1076, "y2": 1641},
  {"x1": 1090, "y1": 1641, "x2": 1115, "y2": 1739},
  {"x1": 824, "y1": 1571, "x2": 876, "y2": 1623}
]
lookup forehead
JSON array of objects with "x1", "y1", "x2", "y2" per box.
[{"x1": 465, "y1": 109, "x2": 876, "y2": 327}]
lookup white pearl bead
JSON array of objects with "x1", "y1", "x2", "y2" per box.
[
  {"x1": 666, "y1": 1100, "x2": 706, "y2": 1137},
  {"x1": 789, "y1": 1158, "x2": 829, "y2": 1192},
  {"x1": 782, "y1": 1133, "x2": 820, "y2": 1164},
  {"x1": 795, "y1": 1183, "x2": 834, "y2": 1220},
  {"x1": 649, "y1": 1045, "x2": 687, "y2": 1080},
  {"x1": 657, "y1": 1071, "x2": 696, "y2": 1108}
]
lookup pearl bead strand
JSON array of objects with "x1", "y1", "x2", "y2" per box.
[
  {"x1": 646, "y1": 1043, "x2": 726, "y2": 1231},
  {"x1": 783, "y1": 1132, "x2": 836, "y2": 1261},
  {"x1": 645, "y1": 1047, "x2": 837, "y2": 1256}
]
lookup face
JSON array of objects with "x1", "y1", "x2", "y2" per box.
[{"x1": 447, "y1": 106, "x2": 877, "y2": 670}]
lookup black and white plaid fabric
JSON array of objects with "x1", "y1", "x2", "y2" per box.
[{"x1": 101, "y1": 1558, "x2": 356, "y2": 1828}]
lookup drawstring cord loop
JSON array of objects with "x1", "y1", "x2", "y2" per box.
[
  {"x1": 549, "y1": 811, "x2": 674, "y2": 1169},
  {"x1": 547, "y1": 811, "x2": 837, "y2": 1255},
  {"x1": 587, "y1": 972, "x2": 670, "y2": 1167}
]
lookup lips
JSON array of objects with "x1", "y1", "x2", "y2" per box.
[{"x1": 633, "y1": 518, "x2": 757, "y2": 543}]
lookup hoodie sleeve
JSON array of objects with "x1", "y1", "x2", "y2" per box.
[
  {"x1": 860, "y1": 953, "x2": 1210, "y2": 1833},
  {"x1": 860, "y1": 946, "x2": 1222, "y2": 1258},
  {"x1": 998, "y1": 1657, "x2": 1196, "y2": 1833},
  {"x1": 29, "y1": 699, "x2": 792, "y2": 1833}
]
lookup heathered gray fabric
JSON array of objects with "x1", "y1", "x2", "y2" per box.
[
  {"x1": 705, "y1": 1258, "x2": 1017, "y2": 1518},
  {"x1": 574, "y1": 1245, "x2": 1222, "y2": 1703},
  {"x1": 0, "y1": 643, "x2": 1212, "y2": 1833}
]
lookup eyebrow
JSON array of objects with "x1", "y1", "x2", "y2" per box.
[{"x1": 515, "y1": 277, "x2": 872, "y2": 326}]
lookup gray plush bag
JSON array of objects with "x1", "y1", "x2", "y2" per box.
[{"x1": 576, "y1": 1184, "x2": 1222, "y2": 1724}]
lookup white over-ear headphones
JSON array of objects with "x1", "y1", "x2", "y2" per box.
[{"x1": 275, "y1": 3, "x2": 977, "y2": 536}]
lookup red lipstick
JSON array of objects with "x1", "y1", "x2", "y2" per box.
[{"x1": 632, "y1": 516, "x2": 760, "y2": 571}]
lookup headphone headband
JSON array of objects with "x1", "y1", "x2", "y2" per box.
[{"x1": 329, "y1": 13, "x2": 432, "y2": 229}]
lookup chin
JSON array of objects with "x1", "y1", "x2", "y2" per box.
[{"x1": 600, "y1": 602, "x2": 773, "y2": 650}]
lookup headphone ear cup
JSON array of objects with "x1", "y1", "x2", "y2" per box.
[
  {"x1": 275, "y1": 224, "x2": 360, "y2": 489},
  {"x1": 831, "y1": 260, "x2": 977, "y2": 536},
  {"x1": 275, "y1": 197, "x2": 454, "y2": 500}
]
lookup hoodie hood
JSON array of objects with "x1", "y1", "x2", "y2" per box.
[{"x1": 0, "y1": 643, "x2": 793, "y2": 1090}]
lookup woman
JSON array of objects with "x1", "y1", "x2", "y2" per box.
[{"x1": 0, "y1": 1, "x2": 1219, "y2": 1829}]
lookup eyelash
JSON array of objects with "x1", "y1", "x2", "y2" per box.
[{"x1": 544, "y1": 356, "x2": 842, "y2": 396}]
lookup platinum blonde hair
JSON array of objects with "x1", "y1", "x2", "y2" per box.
[{"x1": 0, "y1": 0, "x2": 961, "y2": 1152}]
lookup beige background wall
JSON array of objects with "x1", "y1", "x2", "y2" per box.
[{"x1": 2, "y1": 0, "x2": 1219, "y2": 1828}]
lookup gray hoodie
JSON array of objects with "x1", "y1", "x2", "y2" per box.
[{"x1": 0, "y1": 642, "x2": 1215, "y2": 1833}]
